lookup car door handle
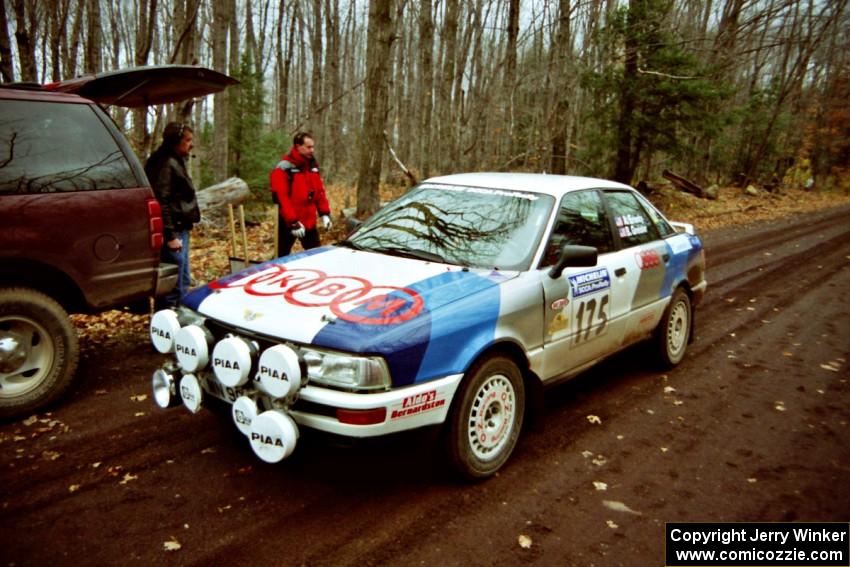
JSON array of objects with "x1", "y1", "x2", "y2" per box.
[
  {"x1": 662, "y1": 253, "x2": 670, "y2": 262},
  {"x1": 615, "y1": 267, "x2": 626, "y2": 277}
]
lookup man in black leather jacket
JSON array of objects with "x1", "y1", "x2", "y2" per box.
[{"x1": 145, "y1": 122, "x2": 200, "y2": 308}]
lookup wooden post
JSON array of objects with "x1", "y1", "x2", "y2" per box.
[
  {"x1": 227, "y1": 204, "x2": 237, "y2": 256},
  {"x1": 239, "y1": 204, "x2": 248, "y2": 263},
  {"x1": 273, "y1": 205, "x2": 279, "y2": 258}
]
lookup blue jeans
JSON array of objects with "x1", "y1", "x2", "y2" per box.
[{"x1": 160, "y1": 230, "x2": 191, "y2": 308}]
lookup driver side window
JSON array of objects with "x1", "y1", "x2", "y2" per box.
[{"x1": 542, "y1": 190, "x2": 613, "y2": 266}]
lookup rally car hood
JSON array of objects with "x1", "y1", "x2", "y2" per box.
[{"x1": 183, "y1": 246, "x2": 516, "y2": 365}]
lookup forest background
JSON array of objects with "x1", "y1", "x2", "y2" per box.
[{"x1": 2, "y1": 0, "x2": 849, "y2": 218}]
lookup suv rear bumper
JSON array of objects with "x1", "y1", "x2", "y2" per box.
[{"x1": 156, "y1": 263, "x2": 179, "y2": 296}]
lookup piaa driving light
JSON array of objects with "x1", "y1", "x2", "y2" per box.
[{"x1": 151, "y1": 368, "x2": 181, "y2": 408}]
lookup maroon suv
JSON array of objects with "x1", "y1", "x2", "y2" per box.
[{"x1": 0, "y1": 66, "x2": 236, "y2": 418}]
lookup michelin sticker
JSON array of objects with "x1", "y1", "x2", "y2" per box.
[{"x1": 569, "y1": 268, "x2": 611, "y2": 299}]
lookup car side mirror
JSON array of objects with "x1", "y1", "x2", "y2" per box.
[{"x1": 548, "y1": 244, "x2": 598, "y2": 279}]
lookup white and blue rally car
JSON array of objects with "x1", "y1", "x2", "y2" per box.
[{"x1": 149, "y1": 173, "x2": 706, "y2": 478}]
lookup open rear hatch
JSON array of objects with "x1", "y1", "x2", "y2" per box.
[{"x1": 44, "y1": 65, "x2": 238, "y2": 107}]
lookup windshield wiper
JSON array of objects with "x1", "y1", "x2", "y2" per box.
[{"x1": 371, "y1": 246, "x2": 448, "y2": 264}]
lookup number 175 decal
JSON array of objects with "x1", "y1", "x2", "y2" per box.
[{"x1": 574, "y1": 294, "x2": 609, "y2": 344}]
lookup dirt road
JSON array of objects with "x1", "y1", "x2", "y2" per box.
[{"x1": 2, "y1": 204, "x2": 849, "y2": 567}]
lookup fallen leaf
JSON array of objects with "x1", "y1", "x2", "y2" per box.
[
  {"x1": 774, "y1": 401, "x2": 786, "y2": 412},
  {"x1": 593, "y1": 481, "x2": 608, "y2": 491},
  {"x1": 663, "y1": 386, "x2": 676, "y2": 394},
  {"x1": 820, "y1": 363, "x2": 839, "y2": 372},
  {"x1": 581, "y1": 450, "x2": 594, "y2": 459},
  {"x1": 23, "y1": 415, "x2": 38, "y2": 426},
  {"x1": 130, "y1": 394, "x2": 148, "y2": 402},
  {"x1": 42, "y1": 450, "x2": 62, "y2": 461},
  {"x1": 603, "y1": 500, "x2": 642, "y2": 515},
  {"x1": 587, "y1": 415, "x2": 602, "y2": 425},
  {"x1": 747, "y1": 478, "x2": 757, "y2": 483},
  {"x1": 660, "y1": 447, "x2": 669, "y2": 453},
  {"x1": 69, "y1": 484, "x2": 80, "y2": 493},
  {"x1": 134, "y1": 412, "x2": 146, "y2": 417},
  {"x1": 119, "y1": 473, "x2": 138, "y2": 485},
  {"x1": 163, "y1": 538, "x2": 182, "y2": 552},
  {"x1": 92, "y1": 462, "x2": 102, "y2": 468},
  {"x1": 607, "y1": 520, "x2": 619, "y2": 529},
  {"x1": 592, "y1": 455, "x2": 607, "y2": 467},
  {"x1": 518, "y1": 534, "x2": 532, "y2": 549}
]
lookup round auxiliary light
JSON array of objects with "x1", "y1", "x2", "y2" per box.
[
  {"x1": 249, "y1": 410, "x2": 299, "y2": 463},
  {"x1": 232, "y1": 395, "x2": 259, "y2": 437},
  {"x1": 174, "y1": 325, "x2": 211, "y2": 372},
  {"x1": 256, "y1": 345, "x2": 302, "y2": 399},
  {"x1": 151, "y1": 368, "x2": 180, "y2": 408},
  {"x1": 179, "y1": 373, "x2": 203, "y2": 414},
  {"x1": 212, "y1": 337, "x2": 255, "y2": 388},
  {"x1": 150, "y1": 310, "x2": 180, "y2": 353}
]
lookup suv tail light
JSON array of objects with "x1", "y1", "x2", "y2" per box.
[{"x1": 147, "y1": 198, "x2": 164, "y2": 251}]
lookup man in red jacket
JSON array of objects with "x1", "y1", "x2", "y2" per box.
[{"x1": 270, "y1": 131, "x2": 332, "y2": 256}]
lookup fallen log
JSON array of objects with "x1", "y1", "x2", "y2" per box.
[
  {"x1": 196, "y1": 177, "x2": 251, "y2": 213},
  {"x1": 662, "y1": 169, "x2": 709, "y2": 199}
]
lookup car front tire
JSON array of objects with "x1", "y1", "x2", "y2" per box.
[
  {"x1": 0, "y1": 288, "x2": 79, "y2": 419},
  {"x1": 445, "y1": 355, "x2": 525, "y2": 480}
]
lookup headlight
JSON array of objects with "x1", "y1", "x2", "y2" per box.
[{"x1": 301, "y1": 348, "x2": 390, "y2": 391}]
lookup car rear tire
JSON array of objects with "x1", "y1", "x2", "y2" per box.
[
  {"x1": 445, "y1": 355, "x2": 525, "y2": 480},
  {"x1": 654, "y1": 287, "x2": 691, "y2": 368},
  {"x1": 0, "y1": 288, "x2": 79, "y2": 419}
]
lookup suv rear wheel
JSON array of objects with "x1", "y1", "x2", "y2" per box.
[{"x1": 0, "y1": 288, "x2": 79, "y2": 419}]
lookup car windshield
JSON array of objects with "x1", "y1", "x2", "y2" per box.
[{"x1": 344, "y1": 183, "x2": 555, "y2": 270}]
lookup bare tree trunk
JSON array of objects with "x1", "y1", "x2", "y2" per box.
[
  {"x1": 502, "y1": 0, "x2": 519, "y2": 159},
  {"x1": 357, "y1": 0, "x2": 396, "y2": 217},
  {"x1": 84, "y1": 0, "x2": 102, "y2": 74},
  {"x1": 417, "y1": 0, "x2": 434, "y2": 178},
  {"x1": 309, "y1": 0, "x2": 323, "y2": 135},
  {"x1": 132, "y1": 0, "x2": 156, "y2": 158},
  {"x1": 0, "y1": 0, "x2": 15, "y2": 82},
  {"x1": 64, "y1": 0, "x2": 84, "y2": 78},
  {"x1": 613, "y1": 0, "x2": 640, "y2": 183},
  {"x1": 47, "y1": 0, "x2": 69, "y2": 82},
  {"x1": 212, "y1": 0, "x2": 230, "y2": 181},
  {"x1": 437, "y1": 0, "x2": 459, "y2": 170},
  {"x1": 324, "y1": 0, "x2": 342, "y2": 176},
  {"x1": 12, "y1": 0, "x2": 36, "y2": 81},
  {"x1": 550, "y1": 0, "x2": 572, "y2": 175}
]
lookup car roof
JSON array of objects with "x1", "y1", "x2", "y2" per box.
[
  {"x1": 0, "y1": 85, "x2": 92, "y2": 104},
  {"x1": 423, "y1": 172, "x2": 633, "y2": 198}
]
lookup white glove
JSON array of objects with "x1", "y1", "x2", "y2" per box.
[
  {"x1": 290, "y1": 222, "x2": 306, "y2": 238},
  {"x1": 321, "y1": 215, "x2": 332, "y2": 230}
]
